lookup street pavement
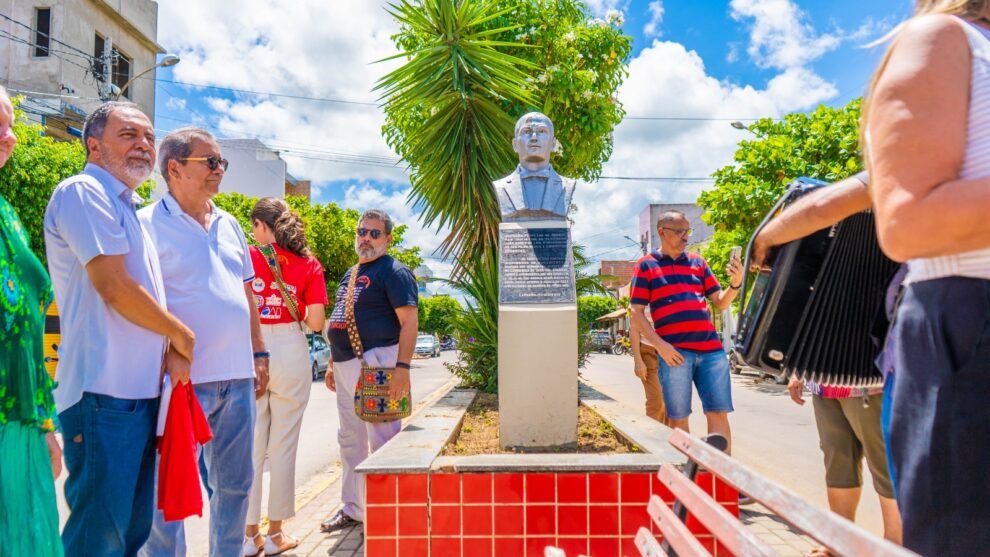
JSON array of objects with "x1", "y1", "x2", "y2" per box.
[
  {"x1": 580, "y1": 352, "x2": 885, "y2": 537},
  {"x1": 53, "y1": 350, "x2": 458, "y2": 556}
]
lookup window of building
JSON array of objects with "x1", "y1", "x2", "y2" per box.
[
  {"x1": 33, "y1": 8, "x2": 51, "y2": 57},
  {"x1": 93, "y1": 34, "x2": 133, "y2": 99}
]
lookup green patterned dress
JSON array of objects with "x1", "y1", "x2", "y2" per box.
[{"x1": 0, "y1": 193, "x2": 62, "y2": 557}]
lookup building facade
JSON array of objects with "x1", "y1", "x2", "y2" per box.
[
  {"x1": 637, "y1": 203, "x2": 716, "y2": 255},
  {"x1": 0, "y1": 0, "x2": 163, "y2": 138}
]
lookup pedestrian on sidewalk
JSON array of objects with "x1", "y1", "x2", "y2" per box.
[
  {"x1": 866, "y1": 2, "x2": 990, "y2": 554},
  {"x1": 44, "y1": 101, "x2": 196, "y2": 556},
  {"x1": 629, "y1": 211, "x2": 742, "y2": 453},
  {"x1": 245, "y1": 197, "x2": 328, "y2": 556},
  {"x1": 321, "y1": 210, "x2": 418, "y2": 533},
  {"x1": 751, "y1": 172, "x2": 904, "y2": 554},
  {"x1": 0, "y1": 85, "x2": 63, "y2": 557},
  {"x1": 137, "y1": 128, "x2": 268, "y2": 557},
  {"x1": 628, "y1": 302, "x2": 667, "y2": 424}
]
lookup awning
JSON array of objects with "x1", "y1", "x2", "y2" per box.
[{"x1": 595, "y1": 307, "x2": 628, "y2": 321}]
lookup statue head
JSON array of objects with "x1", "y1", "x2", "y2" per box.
[{"x1": 512, "y1": 112, "x2": 556, "y2": 169}]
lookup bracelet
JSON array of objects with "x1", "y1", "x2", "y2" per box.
[
  {"x1": 728, "y1": 283, "x2": 741, "y2": 290},
  {"x1": 253, "y1": 351, "x2": 270, "y2": 359},
  {"x1": 396, "y1": 362, "x2": 411, "y2": 370}
]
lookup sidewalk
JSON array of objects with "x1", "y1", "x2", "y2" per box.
[{"x1": 278, "y1": 475, "x2": 365, "y2": 557}]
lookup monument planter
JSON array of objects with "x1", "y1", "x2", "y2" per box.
[{"x1": 356, "y1": 387, "x2": 740, "y2": 557}]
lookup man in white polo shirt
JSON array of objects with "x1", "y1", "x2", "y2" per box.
[
  {"x1": 137, "y1": 127, "x2": 269, "y2": 557},
  {"x1": 44, "y1": 102, "x2": 196, "y2": 557}
]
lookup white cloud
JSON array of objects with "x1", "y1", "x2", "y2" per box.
[
  {"x1": 643, "y1": 1, "x2": 664, "y2": 38},
  {"x1": 583, "y1": 0, "x2": 626, "y2": 17},
  {"x1": 730, "y1": 0, "x2": 841, "y2": 70}
]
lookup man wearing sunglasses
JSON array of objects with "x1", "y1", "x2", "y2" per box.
[
  {"x1": 321, "y1": 210, "x2": 418, "y2": 533},
  {"x1": 137, "y1": 127, "x2": 267, "y2": 557},
  {"x1": 629, "y1": 210, "x2": 743, "y2": 454}
]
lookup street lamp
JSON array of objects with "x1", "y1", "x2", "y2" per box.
[
  {"x1": 730, "y1": 120, "x2": 747, "y2": 130},
  {"x1": 113, "y1": 54, "x2": 180, "y2": 100},
  {"x1": 623, "y1": 234, "x2": 646, "y2": 255}
]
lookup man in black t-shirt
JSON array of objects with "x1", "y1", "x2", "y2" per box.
[{"x1": 320, "y1": 209, "x2": 418, "y2": 533}]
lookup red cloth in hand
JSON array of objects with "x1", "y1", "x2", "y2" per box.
[{"x1": 157, "y1": 382, "x2": 213, "y2": 522}]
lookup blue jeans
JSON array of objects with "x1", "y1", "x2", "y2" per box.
[
  {"x1": 60, "y1": 393, "x2": 158, "y2": 557},
  {"x1": 140, "y1": 379, "x2": 256, "y2": 557},
  {"x1": 657, "y1": 349, "x2": 734, "y2": 420}
]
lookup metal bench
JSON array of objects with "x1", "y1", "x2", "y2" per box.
[{"x1": 634, "y1": 429, "x2": 918, "y2": 557}]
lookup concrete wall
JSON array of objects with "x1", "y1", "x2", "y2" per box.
[
  {"x1": 218, "y1": 139, "x2": 287, "y2": 200},
  {"x1": 0, "y1": 0, "x2": 161, "y2": 118}
]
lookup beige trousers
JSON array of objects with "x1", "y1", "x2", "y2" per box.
[{"x1": 247, "y1": 323, "x2": 311, "y2": 524}]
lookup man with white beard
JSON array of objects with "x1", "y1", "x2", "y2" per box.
[
  {"x1": 44, "y1": 102, "x2": 195, "y2": 556},
  {"x1": 320, "y1": 209, "x2": 418, "y2": 533}
]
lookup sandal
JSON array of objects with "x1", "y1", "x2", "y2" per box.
[
  {"x1": 264, "y1": 531, "x2": 299, "y2": 555},
  {"x1": 806, "y1": 547, "x2": 834, "y2": 557},
  {"x1": 242, "y1": 533, "x2": 264, "y2": 557}
]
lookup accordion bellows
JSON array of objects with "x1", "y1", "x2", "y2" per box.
[{"x1": 735, "y1": 178, "x2": 900, "y2": 388}]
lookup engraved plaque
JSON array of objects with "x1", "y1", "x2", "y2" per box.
[{"x1": 499, "y1": 226, "x2": 576, "y2": 304}]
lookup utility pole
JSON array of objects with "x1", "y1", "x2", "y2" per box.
[{"x1": 98, "y1": 37, "x2": 113, "y2": 101}]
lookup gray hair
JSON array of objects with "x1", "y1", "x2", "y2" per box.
[
  {"x1": 514, "y1": 111, "x2": 555, "y2": 136},
  {"x1": 657, "y1": 210, "x2": 687, "y2": 228},
  {"x1": 82, "y1": 101, "x2": 142, "y2": 156},
  {"x1": 158, "y1": 126, "x2": 216, "y2": 184},
  {"x1": 359, "y1": 209, "x2": 394, "y2": 235}
]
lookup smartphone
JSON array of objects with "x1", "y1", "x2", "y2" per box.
[{"x1": 729, "y1": 246, "x2": 742, "y2": 263}]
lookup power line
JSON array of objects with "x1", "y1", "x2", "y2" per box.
[{"x1": 0, "y1": 11, "x2": 97, "y2": 60}]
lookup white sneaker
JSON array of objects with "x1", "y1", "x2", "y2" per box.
[
  {"x1": 264, "y1": 532, "x2": 299, "y2": 556},
  {"x1": 242, "y1": 533, "x2": 264, "y2": 557}
]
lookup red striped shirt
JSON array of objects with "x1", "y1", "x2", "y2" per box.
[{"x1": 630, "y1": 251, "x2": 722, "y2": 353}]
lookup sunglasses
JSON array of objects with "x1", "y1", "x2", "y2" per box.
[
  {"x1": 180, "y1": 156, "x2": 229, "y2": 172},
  {"x1": 356, "y1": 227, "x2": 384, "y2": 239},
  {"x1": 661, "y1": 227, "x2": 693, "y2": 237}
]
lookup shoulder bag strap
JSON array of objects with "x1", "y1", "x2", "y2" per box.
[
  {"x1": 260, "y1": 244, "x2": 303, "y2": 331},
  {"x1": 344, "y1": 263, "x2": 365, "y2": 361}
]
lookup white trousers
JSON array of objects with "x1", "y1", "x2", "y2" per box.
[
  {"x1": 247, "y1": 323, "x2": 311, "y2": 524},
  {"x1": 333, "y1": 345, "x2": 403, "y2": 521}
]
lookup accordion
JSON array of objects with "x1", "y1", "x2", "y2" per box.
[{"x1": 734, "y1": 177, "x2": 899, "y2": 388}]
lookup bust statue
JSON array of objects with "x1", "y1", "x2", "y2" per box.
[{"x1": 494, "y1": 112, "x2": 576, "y2": 221}]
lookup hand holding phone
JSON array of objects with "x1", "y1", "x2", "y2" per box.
[{"x1": 729, "y1": 246, "x2": 742, "y2": 263}]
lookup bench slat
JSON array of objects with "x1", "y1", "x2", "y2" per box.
[
  {"x1": 635, "y1": 527, "x2": 669, "y2": 557},
  {"x1": 668, "y1": 429, "x2": 919, "y2": 557},
  {"x1": 648, "y1": 495, "x2": 713, "y2": 557},
  {"x1": 658, "y1": 464, "x2": 778, "y2": 557}
]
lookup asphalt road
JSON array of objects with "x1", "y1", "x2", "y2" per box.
[
  {"x1": 579, "y1": 352, "x2": 885, "y2": 536},
  {"x1": 54, "y1": 350, "x2": 458, "y2": 555}
]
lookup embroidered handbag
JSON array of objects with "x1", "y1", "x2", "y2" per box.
[{"x1": 344, "y1": 264, "x2": 411, "y2": 423}]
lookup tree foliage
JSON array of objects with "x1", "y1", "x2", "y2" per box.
[
  {"x1": 213, "y1": 192, "x2": 423, "y2": 290},
  {"x1": 418, "y1": 294, "x2": 462, "y2": 335},
  {"x1": 379, "y1": 0, "x2": 631, "y2": 269},
  {"x1": 698, "y1": 99, "x2": 863, "y2": 287},
  {"x1": 0, "y1": 100, "x2": 86, "y2": 267},
  {"x1": 577, "y1": 295, "x2": 618, "y2": 331}
]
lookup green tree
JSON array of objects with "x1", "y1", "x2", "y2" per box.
[
  {"x1": 379, "y1": 0, "x2": 630, "y2": 392},
  {"x1": 418, "y1": 295, "x2": 462, "y2": 335},
  {"x1": 577, "y1": 295, "x2": 618, "y2": 332},
  {"x1": 0, "y1": 100, "x2": 86, "y2": 266},
  {"x1": 698, "y1": 99, "x2": 863, "y2": 288}
]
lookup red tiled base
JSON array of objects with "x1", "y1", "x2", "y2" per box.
[{"x1": 364, "y1": 470, "x2": 738, "y2": 556}]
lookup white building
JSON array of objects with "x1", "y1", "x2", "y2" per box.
[
  {"x1": 219, "y1": 139, "x2": 290, "y2": 200},
  {"x1": 637, "y1": 203, "x2": 717, "y2": 255},
  {"x1": 0, "y1": 0, "x2": 164, "y2": 139}
]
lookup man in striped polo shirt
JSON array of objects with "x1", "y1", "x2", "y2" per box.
[{"x1": 629, "y1": 210, "x2": 743, "y2": 451}]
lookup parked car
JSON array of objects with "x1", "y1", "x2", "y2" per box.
[
  {"x1": 415, "y1": 334, "x2": 441, "y2": 358},
  {"x1": 587, "y1": 330, "x2": 614, "y2": 354},
  {"x1": 308, "y1": 333, "x2": 331, "y2": 380}
]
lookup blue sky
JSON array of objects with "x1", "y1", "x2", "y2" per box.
[{"x1": 152, "y1": 0, "x2": 912, "y2": 279}]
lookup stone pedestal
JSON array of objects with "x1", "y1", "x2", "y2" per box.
[{"x1": 497, "y1": 220, "x2": 578, "y2": 447}]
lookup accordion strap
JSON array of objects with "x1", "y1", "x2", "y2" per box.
[{"x1": 260, "y1": 244, "x2": 303, "y2": 331}]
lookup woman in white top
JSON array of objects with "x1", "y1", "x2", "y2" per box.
[{"x1": 868, "y1": 2, "x2": 990, "y2": 555}]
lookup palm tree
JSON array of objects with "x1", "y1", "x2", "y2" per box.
[{"x1": 376, "y1": 0, "x2": 534, "y2": 275}]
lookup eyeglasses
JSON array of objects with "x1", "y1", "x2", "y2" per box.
[
  {"x1": 356, "y1": 227, "x2": 384, "y2": 240},
  {"x1": 661, "y1": 227, "x2": 693, "y2": 237},
  {"x1": 179, "y1": 156, "x2": 229, "y2": 172}
]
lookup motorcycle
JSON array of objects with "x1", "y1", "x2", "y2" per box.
[{"x1": 611, "y1": 335, "x2": 631, "y2": 356}]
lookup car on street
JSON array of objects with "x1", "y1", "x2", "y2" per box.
[
  {"x1": 587, "y1": 330, "x2": 614, "y2": 354},
  {"x1": 308, "y1": 333, "x2": 331, "y2": 380},
  {"x1": 415, "y1": 334, "x2": 441, "y2": 358}
]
